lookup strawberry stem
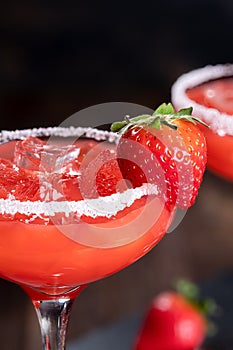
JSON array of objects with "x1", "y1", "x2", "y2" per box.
[
  {"x1": 176, "y1": 279, "x2": 199, "y2": 301},
  {"x1": 175, "y1": 279, "x2": 219, "y2": 337},
  {"x1": 110, "y1": 102, "x2": 209, "y2": 134}
]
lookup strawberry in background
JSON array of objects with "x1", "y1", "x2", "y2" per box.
[{"x1": 133, "y1": 280, "x2": 217, "y2": 350}]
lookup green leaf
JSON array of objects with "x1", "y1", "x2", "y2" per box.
[
  {"x1": 175, "y1": 278, "x2": 219, "y2": 337},
  {"x1": 175, "y1": 107, "x2": 193, "y2": 116},
  {"x1": 110, "y1": 121, "x2": 128, "y2": 132},
  {"x1": 153, "y1": 103, "x2": 175, "y2": 115},
  {"x1": 110, "y1": 102, "x2": 209, "y2": 134},
  {"x1": 149, "y1": 117, "x2": 161, "y2": 129},
  {"x1": 175, "y1": 279, "x2": 199, "y2": 300},
  {"x1": 202, "y1": 298, "x2": 218, "y2": 316},
  {"x1": 130, "y1": 114, "x2": 152, "y2": 122},
  {"x1": 192, "y1": 116, "x2": 210, "y2": 128}
]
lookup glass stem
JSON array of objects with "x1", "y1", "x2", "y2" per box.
[{"x1": 33, "y1": 297, "x2": 74, "y2": 350}]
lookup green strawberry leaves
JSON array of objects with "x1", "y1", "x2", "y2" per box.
[
  {"x1": 153, "y1": 102, "x2": 175, "y2": 115},
  {"x1": 175, "y1": 279, "x2": 218, "y2": 316},
  {"x1": 175, "y1": 279, "x2": 219, "y2": 337},
  {"x1": 110, "y1": 121, "x2": 128, "y2": 132},
  {"x1": 110, "y1": 102, "x2": 208, "y2": 134},
  {"x1": 149, "y1": 116, "x2": 161, "y2": 129},
  {"x1": 174, "y1": 106, "x2": 193, "y2": 116}
]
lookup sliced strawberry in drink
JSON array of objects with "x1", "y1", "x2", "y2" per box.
[
  {"x1": 96, "y1": 158, "x2": 128, "y2": 196},
  {"x1": 0, "y1": 158, "x2": 40, "y2": 201},
  {"x1": 61, "y1": 146, "x2": 129, "y2": 203},
  {"x1": 61, "y1": 174, "x2": 83, "y2": 201},
  {"x1": 78, "y1": 149, "x2": 128, "y2": 200}
]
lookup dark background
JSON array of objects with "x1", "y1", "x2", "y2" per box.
[
  {"x1": 1, "y1": 0, "x2": 233, "y2": 130},
  {"x1": 1, "y1": 1, "x2": 233, "y2": 349}
]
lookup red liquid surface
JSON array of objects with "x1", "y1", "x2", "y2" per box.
[
  {"x1": 0, "y1": 138, "x2": 172, "y2": 296},
  {"x1": 187, "y1": 78, "x2": 233, "y2": 181}
]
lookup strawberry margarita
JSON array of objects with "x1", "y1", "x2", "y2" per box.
[
  {"x1": 171, "y1": 64, "x2": 233, "y2": 181},
  {"x1": 0, "y1": 104, "x2": 207, "y2": 349},
  {"x1": 0, "y1": 127, "x2": 172, "y2": 297}
]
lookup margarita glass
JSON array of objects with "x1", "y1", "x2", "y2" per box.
[
  {"x1": 171, "y1": 63, "x2": 233, "y2": 181},
  {"x1": 0, "y1": 126, "x2": 174, "y2": 350}
]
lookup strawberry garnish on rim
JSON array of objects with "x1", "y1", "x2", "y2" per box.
[{"x1": 111, "y1": 103, "x2": 208, "y2": 210}]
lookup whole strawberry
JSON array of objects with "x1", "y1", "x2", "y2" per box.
[
  {"x1": 133, "y1": 280, "x2": 217, "y2": 350},
  {"x1": 111, "y1": 103, "x2": 207, "y2": 209}
]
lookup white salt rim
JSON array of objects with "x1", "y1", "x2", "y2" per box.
[
  {"x1": 0, "y1": 126, "x2": 158, "y2": 218},
  {"x1": 0, "y1": 126, "x2": 119, "y2": 144},
  {"x1": 0, "y1": 184, "x2": 158, "y2": 218},
  {"x1": 171, "y1": 63, "x2": 233, "y2": 136}
]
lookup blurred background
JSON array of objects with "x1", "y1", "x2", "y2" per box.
[{"x1": 1, "y1": 0, "x2": 233, "y2": 349}]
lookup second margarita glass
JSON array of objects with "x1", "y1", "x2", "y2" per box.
[{"x1": 171, "y1": 63, "x2": 233, "y2": 181}]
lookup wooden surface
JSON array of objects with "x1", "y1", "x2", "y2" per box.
[{"x1": 0, "y1": 170, "x2": 233, "y2": 350}]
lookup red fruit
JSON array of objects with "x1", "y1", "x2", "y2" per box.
[
  {"x1": 78, "y1": 149, "x2": 127, "y2": 200},
  {"x1": 96, "y1": 157, "x2": 127, "y2": 196},
  {"x1": 111, "y1": 103, "x2": 207, "y2": 209},
  {"x1": 134, "y1": 291, "x2": 206, "y2": 350},
  {"x1": 0, "y1": 158, "x2": 40, "y2": 201},
  {"x1": 62, "y1": 156, "x2": 125, "y2": 202},
  {"x1": 61, "y1": 174, "x2": 83, "y2": 201},
  {"x1": 116, "y1": 126, "x2": 175, "y2": 208}
]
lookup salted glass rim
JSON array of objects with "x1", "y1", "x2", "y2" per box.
[
  {"x1": 171, "y1": 63, "x2": 233, "y2": 136},
  {"x1": 0, "y1": 126, "x2": 158, "y2": 219}
]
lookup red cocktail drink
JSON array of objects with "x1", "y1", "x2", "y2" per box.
[
  {"x1": 0, "y1": 129, "x2": 172, "y2": 296},
  {"x1": 0, "y1": 101, "x2": 207, "y2": 349},
  {"x1": 171, "y1": 64, "x2": 233, "y2": 180},
  {"x1": 0, "y1": 125, "x2": 175, "y2": 349}
]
